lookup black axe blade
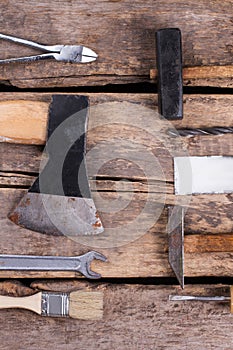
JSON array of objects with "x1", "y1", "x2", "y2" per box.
[{"x1": 9, "y1": 95, "x2": 104, "y2": 236}]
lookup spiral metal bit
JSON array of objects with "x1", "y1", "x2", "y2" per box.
[{"x1": 168, "y1": 127, "x2": 233, "y2": 137}]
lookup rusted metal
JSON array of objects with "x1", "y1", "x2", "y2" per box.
[
  {"x1": 8, "y1": 212, "x2": 19, "y2": 225},
  {"x1": 9, "y1": 193, "x2": 103, "y2": 236}
]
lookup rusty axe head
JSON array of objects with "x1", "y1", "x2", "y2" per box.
[{"x1": 9, "y1": 95, "x2": 104, "y2": 236}]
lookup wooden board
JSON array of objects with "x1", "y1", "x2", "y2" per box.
[
  {"x1": 0, "y1": 280, "x2": 232, "y2": 350},
  {"x1": 1, "y1": 2, "x2": 233, "y2": 346},
  {"x1": 1, "y1": 93, "x2": 233, "y2": 278},
  {"x1": 0, "y1": 1, "x2": 233, "y2": 88}
]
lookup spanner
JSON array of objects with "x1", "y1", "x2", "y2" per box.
[{"x1": 0, "y1": 251, "x2": 107, "y2": 279}]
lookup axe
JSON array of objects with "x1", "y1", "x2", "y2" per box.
[{"x1": 9, "y1": 95, "x2": 104, "y2": 236}]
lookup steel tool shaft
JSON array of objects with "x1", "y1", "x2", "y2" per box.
[
  {"x1": 170, "y1": 287, "x2": 233, "y2": 314},
  {"x1": 169, "y1": 295, "x2": 230, "y2": 301},
  {"x1": 168, "y1": 126, "x2": 233, "y2": 137},
  {"x1": 167, "y1": 206, "x2": 184, "y2": 289},
  {"x1": 0, "y1": 33, "x2": 98, "y2": 63},
  {"x1": 0, "y1": 251, "x2": 107, "y2": 279}
]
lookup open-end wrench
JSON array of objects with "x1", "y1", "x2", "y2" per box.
[{"x1": 0, "y1": 251, "x2": 107, "y2": 279}]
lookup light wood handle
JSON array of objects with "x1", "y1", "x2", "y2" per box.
[
  {"x1": 0, "y1": 292, "x2": 42, "y2": 315},
  {"x1": 0, "y1": 100, "x2": 48, "y2": 144},
  {"x1": 230, "y1": 286, "x2": 233, "y2": 313}
]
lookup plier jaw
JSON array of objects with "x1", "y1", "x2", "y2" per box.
[
  {"x1": 0, "y1": 33, "x2": 98, "y2": 64},
  {"x1": 54, "y1": 45, "x2": 98, "y2": 63}
]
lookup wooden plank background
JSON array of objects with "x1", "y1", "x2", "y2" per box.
[
  {"x1": 0, "y1": 0, "x2": 233, "y2": 88},
  {"x1": 1, "y1": 1, "x2": 233, "y2": 348},
  {"x1": 0, "y1": 280, "x2": 232, "y2": 350},
  {"x1": 1, "y1": 93, "x2": 233, "y2": 278}
]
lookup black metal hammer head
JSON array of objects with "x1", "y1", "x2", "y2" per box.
[{"x1": 156, "y1": 28, "x2": 183, "y2": 120}]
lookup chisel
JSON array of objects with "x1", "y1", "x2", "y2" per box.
[
  {"x1": 170, "y1": 155, "x2": 233, "y2": 289},
  {"x1": 167, "y1": 206, "x2": 184, "y2": 289},
  {"x1": 169, "y1": 287, "x2": 233, "y2": 313}
]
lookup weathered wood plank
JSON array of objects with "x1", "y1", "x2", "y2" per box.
[
  {"x1": 1, "y1": 93, "x2": 233, "y2": 145},
  {"x1": 0, "y1": 172, "x2": 36, "y2": 187},
  {"x1": 186, "y1": 234, "x2": 233, "y2": 253},
  {"x1": 0, "y1": 281, "x2": 232, "y2": 350},
  {"x1": 1, "y1": 93, "x2": 233, "y2": 278},
  {"x1": 151, "y1": 65, "x2": 233, "y2": 87},
  {"x1": 0, "y1": 187, "x2": 233, "y2": 278},
  {"x1": 1, "y1": 174, "x2": 233, "y2": 233},
  {"x1": 0, "y1": 1, "x2": 233, "y2": 88},
  {"x1": 0, "y1": 172, "x2": 172, "y2": 194},
  {"x1": 0, "y1": 280, "x2": 34, "y2": 297}
]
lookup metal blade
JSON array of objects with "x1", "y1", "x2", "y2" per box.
[
  {"x1": 169, "y1": 295, "x2": 230, "y2": 302},
  {"x1": 8, "y1": 95, "x2": 104, "y2": 236},
  {"x1": 174, "y1": 156, "x2": 233, "y2": 195},
  {"x1": 54, "y1": 46, "x2": 98, "y2": 63},
  {"x1": 9, "y1": 193, "x2": 103, "y2": 236},
  {"x1": 167, "y1": 206, "x2": 184, "y2": 288}
]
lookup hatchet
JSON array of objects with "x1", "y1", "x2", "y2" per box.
[{"x1": 9, "y1": 95, "x2": 104, "y2": 236}]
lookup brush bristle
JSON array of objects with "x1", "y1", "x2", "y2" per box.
[{"x1": 69, "y1": 291, "x2": 103, "y2": 320}]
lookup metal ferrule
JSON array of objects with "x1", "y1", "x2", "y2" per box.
[{"x1": 41, "y1": 292, "x2": 69, "y2": 317}]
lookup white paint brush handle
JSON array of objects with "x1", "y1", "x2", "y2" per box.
[{"x1": 0, "y1": 292, "x2": 42, "y2": 315}]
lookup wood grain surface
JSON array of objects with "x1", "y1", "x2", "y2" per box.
[
  {"x1": 0, "y1": 0, "x2": 233, "y2": 88},
  {"x1": 1, "y1": 93, "x2": 233, "y2": 278},
  {"x1": 1, "y1": 2, "x2": 233, "y2": 347},
  {"x1": 0, "y1": 280, "x2": 231, "y2": 350}
]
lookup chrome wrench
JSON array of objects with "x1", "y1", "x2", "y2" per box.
[{"x1": 0, "y1": 251, "x2": 107, "y2": 279}]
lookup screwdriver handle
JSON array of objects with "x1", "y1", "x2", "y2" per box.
[{"x1": 230, "y1": 286, "x2": 233, "y2": 313}]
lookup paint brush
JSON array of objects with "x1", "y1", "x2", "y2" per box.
[{"x1": 0, "y1": 290, "x2": 103, "y2": 319}]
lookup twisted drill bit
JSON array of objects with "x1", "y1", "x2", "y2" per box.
[{"x1": 168, "y1": 126, "x2": 233, "y2": 137}]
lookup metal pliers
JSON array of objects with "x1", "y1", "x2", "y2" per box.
[{"x1": 0, "y1": 33, "x2": 98, "y2": 63}]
